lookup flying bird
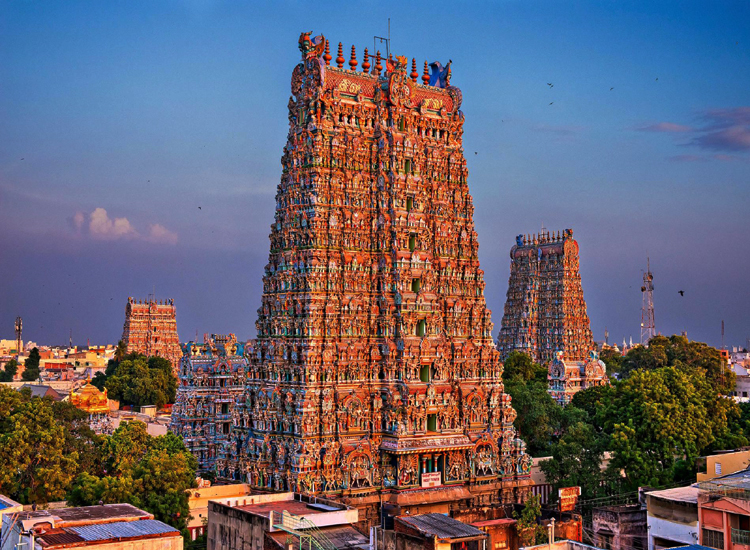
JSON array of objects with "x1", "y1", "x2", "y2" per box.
[
  {"x1": 549, "y1": 102, "x2": 554, "y2": 105},
  {"x1": 475, "y1": 152, "x2": 477, "y2": 155},
  {"x1": 547, "y1": 83, "x2": 553, "y2": 88},
  {"x1": 678, "y1": 290, "x2": 685, "y2": 296},
  {"x1": 198, "y1": 206, "x2": 202, "y2": 210},
  {"x1": 610, "y1": 87, "x2": 614, "y2": 91},
  {"x1": 655, "y1": 77, "x2": 659, "y2": 81}
]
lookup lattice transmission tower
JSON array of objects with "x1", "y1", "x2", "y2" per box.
[
  {"x1": 14, "y1": 316, "x2": 22, "y2": 355},
  {"x1": 640, "y1": 258, "x2": 656, "y2": 345}
]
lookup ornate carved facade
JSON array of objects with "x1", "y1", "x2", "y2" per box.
[
  {"x1": 170, "y1": 334, "x2": 247, "y2": 472},
  {"x1": 219, "y1": 33, "x2": 532, "y2": 520},
  {"x1": 548, "y1": 350, "x2": 609, "y2": 405},
  {"x1": 497, "y1": 230, "x2": 595, "y2": 363},
  {"x1": 121, "y1": 297, "x2": 181, "y2": 371}
]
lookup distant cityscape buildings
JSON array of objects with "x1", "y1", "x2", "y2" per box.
[
  {"x1": 497, "y1": 229, "x2": 595, "y2": 363},
  {"x1": 121, "y1": 296, "x2": 181, "y2": 371}
]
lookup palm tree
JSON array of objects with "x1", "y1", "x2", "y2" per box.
[{"x1": 114, "y1": 340, "x2": 127, "y2": 363}]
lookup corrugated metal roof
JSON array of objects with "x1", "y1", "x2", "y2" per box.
[
  {"x1": 398, "y1": 513, "x2": 487, "y2": 540},
  {"x1": 70, "y1": 519, "x2": 179, "y2": 541}
]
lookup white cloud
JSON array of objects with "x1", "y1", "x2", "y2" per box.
[
  {"x1": 71, "y1": 207, "x2": 178, "y2": 245},
  {"x1": 89, "y1": 207, "x2": 137, "y2": 239},
  {"x1": 147, "y1": 223, "x2": 179, "y2": 245}
]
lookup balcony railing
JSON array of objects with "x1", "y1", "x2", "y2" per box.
[{"x1": 732, "y1": 528, "x2": 750, "y2": 545}]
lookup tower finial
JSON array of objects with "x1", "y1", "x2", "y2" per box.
[
  {"x1": 349, "y1": 45, "x2": 357, "y2": 71},
  {"x1": 422, "y1": 60, "x2": 429, "y2": 85},
  {"x1": 362, "y1": 47, "x2": 371, "y2": 73},
  {"x1": 410, "y1": 58, "x2": 418, "y2": 83},
  {"x1": 374, "y1": 50, "x2": 382, "y2": 76},
  {"x1": 336, "y1": 42, "x2": 344, "y2": 69},
  {"x1": 323, "y1": 39, "x2": 332, "y2": 66},
  {"x1": 445, "y1": 64, "x2": 452, "y2": 86}
]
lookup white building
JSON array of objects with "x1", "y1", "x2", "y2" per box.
[{"x1": 646, "y1": 485, "x2": 699, "y2": 550}]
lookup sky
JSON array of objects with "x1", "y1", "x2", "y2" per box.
[{"x1": 1, "y1": 0, "x2": 749, "y2": 350}]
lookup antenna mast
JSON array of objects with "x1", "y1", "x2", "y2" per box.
[
  {"x1": 640, "y1": 257, "x2": 656, "y2": 345},
  {"x1": 15, "y1": 317, "x2": 22, "y2": 355}
]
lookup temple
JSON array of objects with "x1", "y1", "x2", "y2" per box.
[
  {"x1": 496, "y1": 230, "x2": 595, "y2": 364},
  {"x1": 121, "y1": 296, "x2": 181, "y2": 372},
  {"x1": 170, "y1": 334, "x2": 248, "y2": 472},
  {"x1": 213, "y1": 32, "x2": 533, "y2": 527},
  {"x1": 548, "y1": 350, "x2": 609, "y2": 405},
  {"x1": 69, "y1": 382, "x2": 113, "y2": 434}
]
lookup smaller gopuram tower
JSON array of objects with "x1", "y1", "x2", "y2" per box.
[
  {"x1": 121, "y1": 297, "x2": 181, "y2": 371},
  {"x1": 170, "y1": 334, "x2": 248, "y2": 473},
  {"x1": 497, "y1": 229, "x2": 594, "y2": 363}
]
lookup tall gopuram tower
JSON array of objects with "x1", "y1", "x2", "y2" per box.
[
  {"x1": 121, "y1": 297, "x2": 181, "y2": 372},
  {"x1": 170, "y1": 334, "x2": 247, "y2": 472},
  {"x1": 229, "y1": 33, "x2": 532, "y2": 525},
  {"x1": 496, "y1": 229, "x2": 595, "y2": 363}
]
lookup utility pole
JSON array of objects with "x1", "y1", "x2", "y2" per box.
[{"x1": 640, "y1": 258, "x2": 656, "y2": 345}]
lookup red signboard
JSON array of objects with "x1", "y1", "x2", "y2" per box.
[{"x1": 559, "y1": 486, "x2": 581, "y2": 512}]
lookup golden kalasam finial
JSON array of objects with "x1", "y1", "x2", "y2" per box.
[
  {"x1": 349, "y1": 45, "x2": 357, "y2": 71},
  {"x1": 362, "y1": 47, "x2": 371, "y2": 73},
  {"x1": 410, "y1": 58, "x2": 418, "y2": 83},
  {"x1": 422, "y1": 60, "x2": 430, "y2": 85},
  {"x1": 375, "y1": 51, "x2": 382, "y2": 76},
  {"x1": 336, "y1": 42, "x2": 344, "y2": 69},
  {"x1": 324, "y1": 39, "x2": 332, "y2": 66}
]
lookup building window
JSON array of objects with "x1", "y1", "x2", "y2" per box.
[
  {"x1": 716, "y1": 462, "x2": 722, "y2": 475},
  {"x1": 427, "y1": 414, "x2": 437, "y2": 432},
  {"x1": 412, "y1": 278, "x2": 421, "y2": 292},
  {"x1": 703, "y1": 529, "x2": 725, "y2": 550},
  {"x1": 420, "y1": 365, "x2": 430, "y2": 383},
  {"x1": 416, "y1": 319, "x2": 426, "y2": 337},
  {"x1": 409, "y1": 234, "x2": 416, "y2": 252},
  {"x1": 598, "y1": 534, "x2": 613, "y2": 550},
  {"x1": 406, "y1": 197, "x2": 413, "y2": 211}
]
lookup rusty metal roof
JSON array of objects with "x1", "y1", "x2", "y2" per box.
[
  {"x1": 398, "y1": 513, "x2": 487, "y2": 540},
  {"x1": 36, "y1": 520, "x2": 179, "y2": 547},
  {"x1": 71, "y1": 519, "x2": 179, "y2": 541}
]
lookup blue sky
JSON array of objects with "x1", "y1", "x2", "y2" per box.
[{"x1": 1, "y1": 0, "x2": 748, "y2": 349}]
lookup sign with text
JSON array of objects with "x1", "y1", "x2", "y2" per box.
[
  {"x1": 422, "y1": 472, "x2": 442, "y2": 488},
  {"x1": 559, "y1": 486, "x2": 581, "y2": 512}
]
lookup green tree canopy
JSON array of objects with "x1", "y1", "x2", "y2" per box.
[
  {"x1": 104, "y1": 354, "x2": 177, "y2": 408},
  {"x1": 622, "y1": 335, "x2": 734, "y2": 393},
  {"x1": 21, "y1": 347, "x2": 41, "y2": 381},
  {"x1": 502, "y1": 351, "x2": 548, "y2": 383},
  {"x1": 0, "y1": 359, "x2": 18, "y2": 382}
]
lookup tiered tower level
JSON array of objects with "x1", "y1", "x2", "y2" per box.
[
  {"x1": 497, "y1": 230, "x2": 595, "y2": 363},
  {"x1": 121, "y1": 297, "x2": 181, "y2": 372},
  {"x1": 229, "y1": 33, "x2": 532, "y2": 521},
  {"x1": 171, "y1": 334, "x2": 248, "y2": 472}
]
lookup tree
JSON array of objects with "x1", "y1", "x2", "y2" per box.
[
  {"x1": 502, "y1": 351, "x2": 548, "y2": 383},
  {"x1": 114, "y1": 340, "x2": 128, "y2": 363},
  {"x1": 621, "y1": 335, "x2": 734, "y2": 394},
  {"x1": 599, "y1": 348, "x2": 622, "y2": 378},
  {"x1": 504, "y1": 376, "x2": 563, "y2": 456},
  {"x1": 104, "y1": 354, "x2": 178, "y2": 408},
  {"x1": 91, "y1": 371, "x2": 108, "y2": 391},
  {"x1": 603, "y1": 366, "x2": 742, "y2": 491},
  {"x1": 0, "y1": 388, "x2": 79, "y2": 504},
  {"x1": 102, "y1": 421, "x2": 151, "y2": 475},
  {"x1": 514, "y1": 494, "x2": 546, "y2": 546},
  {"x1": 0, "y1": 359, "x2": 18, "y2": 382},
  {"x1": 67, "y1": 422, "x2": 197, "y2": 533},
  {"x1": 21, "y1": 347, "x2": 41, "y2": 381},
  {"x1": 540, "y1": 421, "x2": 609, "y2": 501}
]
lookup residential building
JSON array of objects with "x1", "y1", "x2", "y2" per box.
[
  {"x1": 394, "y1": 513, "x2": 488, "y2": 550},
  {"x1": 206, "y1": 492, "x2": 362, "y2": 550},
  {"x1": 186, "y1": 482, "x2": 254, "y2": 541},
  {"x1": 1, "y1": 503, "x2": 181, "y2": 550},
  {"x1": 646, "y1": 486, "x2": 700, "y2": 550},
  {"x1": 593, "y1": 504, "x2": 647, "y2": 550},
  {"x1": 697, "y1": 451, "x2": 750, "y2": 482},
  {"x1": 698, "y1": 469, "x2": 750, "y2": 550}
]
